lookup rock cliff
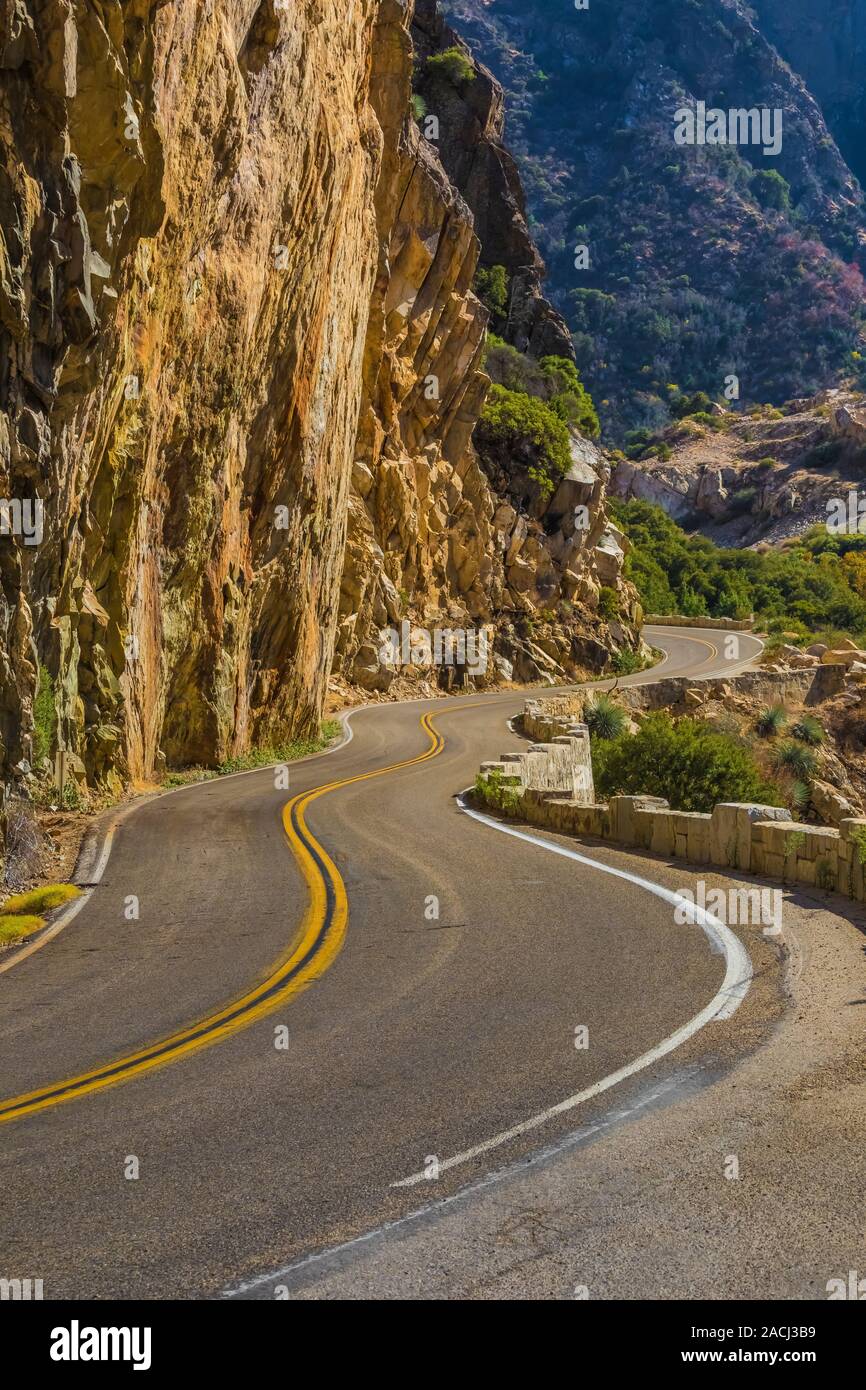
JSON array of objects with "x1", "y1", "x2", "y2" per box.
[{"x1": 0, "y1": 0, "x2": 637, "y2": 806}]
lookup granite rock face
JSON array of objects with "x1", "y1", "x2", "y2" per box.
[{"x1": 0, "y1": 0, "x2": 636, "y2": 796}]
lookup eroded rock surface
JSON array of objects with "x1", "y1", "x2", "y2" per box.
[{"x1": 0, "y1": 0, "x2": 637, "y2": 800}]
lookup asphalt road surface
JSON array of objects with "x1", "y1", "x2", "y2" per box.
[{"x1": 4, "y1": 624, "x2": 854, "y2": 1301}]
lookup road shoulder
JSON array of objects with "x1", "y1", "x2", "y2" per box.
[{"x1": 231, "y1": 845, "x2": 865, "y2": 1300}]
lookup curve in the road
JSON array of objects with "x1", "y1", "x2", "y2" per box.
[
  {"x1": 0, "y1": 628, "x2": 761, "y2": 1131},
  {"x1": 0, "y1": 712, "x2": 448, "y2": 1124},
  {"x1": 393, "y1": 796, "x2": 752, "y2": 1186}
]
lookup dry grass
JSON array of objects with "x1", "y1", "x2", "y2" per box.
[
  {"x1": 0, "y1": 913, "x2": 44, "y2": 943},
  {"x1": 2, "y1": 883, "x2": 81, "y2": 915}
]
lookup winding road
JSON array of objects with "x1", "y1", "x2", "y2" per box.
[{"x1": 3, "y1": 624, "x2": 856, "y2": 1301}]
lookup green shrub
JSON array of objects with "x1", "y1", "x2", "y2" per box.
[
  {"x1": 427, "y1": 46, "x2": 475, "y2": 86},
  {"x1": 476, "y1": 384, "x2": 572, "y2": 497},
  {"x1": 592, "y1": 712, "x2": 782, "y2": 812},
  {"x1": 611, "y1": 647, "x2": 651, "y2": 675},
  {"x1": 474, "y1": 265, "x2": 509, "y2": 320},
  {"x1": 610, "y1": 498, "x2": 866, "y2": 637},
  {"x1": 482, "y1": 343, "x2": 599, "y2": 440},
  {"x1": 755, "y1": 705, "x2": 787, "y2": 737},
  {"x1": 787, "y1": 779, "x2": 812, "y2": 816},
  {"x1": 33, "y1": 665, "x2": 56, "y2": 763},
  {"x1": 474, "y1": 768, "x2": 520, "y2": 813},
  {"x1": 598, "y1": 586, "x2": 619, "y2": 620},
  {"x1": 583, "y1": 694, "x2": 628, "y2": 740},
  {"x1": 671, "y1": 390, "x2": 713, "y2": 419},
  {"x1": 790, "y1": 715, "x2": 824, "y2": 746},
  {"x1": 772, "y1": 739, "x2": 818, "y2": 780},
  {"x1": 411, "y1": 93, "x2": 427, "y2": 122},
  {"x1": 730, "y1": 486, "x2": 757, "y2": 514},
  {"x1": 750, "y1": 168, "x2": 791, "y2": 214},
  {"x1": 537, "y1": 355, "x2": 600, "y2": 438}
]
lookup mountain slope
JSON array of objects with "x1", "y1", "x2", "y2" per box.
[{"x1": 442, "y1": 0, "x2": 866, "y2": 439}]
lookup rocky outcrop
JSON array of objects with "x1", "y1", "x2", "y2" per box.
[
  {"x1": 1, "y1": 0, "x2": 387, "y2": 788},
  {"x1": 611, "y1": 388, "x2": 866, "y2": 546},
  {"x1": 0, "y1": 0, "x2": 638, "y2": 802},
  {"x1": 334, "y1": 1, "x2": 643, "y2": 698},
  {"x1": 411, "y1": 0, "x2": 572, "y2": 362}
]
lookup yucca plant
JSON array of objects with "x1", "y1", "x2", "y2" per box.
[
  {"x1": 755, "y1": 705, "x2": 787, "y2": 737},
  {"x1": 790, "y1": 715, "x2": 825, "y2": 746},
  {"x1": 583, "y1": 693, "x2": 628, "y2": 741},
  {"x1": 772, "y1": 739, "x2": 818, "y2": 780}
]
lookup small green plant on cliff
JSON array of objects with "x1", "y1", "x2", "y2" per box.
[
  {"x1": 583, "y1": 694, "x2": 627, "y2": 741},
  {"x1": 411, "y1": 93, "x2": 427, "y2": 123},
  {"x1": 790, "y1": 715, "x2": 825, "y2": 746},
  {"x1": 592, "y1": 712, "x2": 783, "y2": 813},
  {"x1": 474, "y1": 266, "x2": 509, "y2": 322},
  {"x1": 476, "y1": 385, "x2": 572, "y2": 497},
  {"x1": 772, "y1": 740, "x2": 818, "y2": 781},
  {"x1": 755, "y1": 705, "x2": 787, "y2": 738},
  {"x1": 483, "y1": 341, "x2": 599, "y2": 438},
  {"x1": 33, "y1": 665, "x2": 57, "y2": 764},
  {"x1": 537, "y1": 355, "x2": 600, "y2": 438},
  {"x1": 597, "y1": 586, "x2": 618, "y2": 620},
  {"x1": 426, "y1": 46, "x2": 475, "y2": 86}
]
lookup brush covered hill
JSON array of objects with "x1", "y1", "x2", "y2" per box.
[{"x1": 442, "y1": 0, "x2": 866, "y2": 440}]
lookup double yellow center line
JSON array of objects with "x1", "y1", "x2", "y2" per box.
[{"x1": 0, "y1": 711, "x2": 445, "y2": 1125}]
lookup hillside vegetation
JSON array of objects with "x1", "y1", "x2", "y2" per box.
[
  {"x1": 611, "y1": 499, "x2": 866, "y2": 642},
  {"x1": 443, "y1": 0, "x2": 866, "y2": 439}
]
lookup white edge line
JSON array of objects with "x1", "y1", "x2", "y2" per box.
[
  {"x1": 221, "y1": 801, "x2": 755, "y2": 1299},
  {"x1": 221, "y1": 632, "x2": 762, "y2": 1298},
  {"x1": 389, "y1": 795, "x2": 753, "y2": 1189}
]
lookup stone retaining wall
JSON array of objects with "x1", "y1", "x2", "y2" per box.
[
  {"x1": 644, "y1": 614, "x2": 755, "y2": 630},
  {"x1": 479, "y1": 710, "x2": 866, "y2": 903},
  {"x1": 482, "y1": 717, "x2": 595, "y2": 804}
]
